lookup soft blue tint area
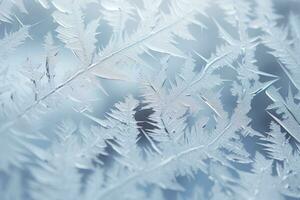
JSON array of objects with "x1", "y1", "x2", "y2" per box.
[{"x1": 0, "y1": 0, "x2": 300, "y2": 200}]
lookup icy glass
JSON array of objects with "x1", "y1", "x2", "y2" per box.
[{"x1": 0, "y1": 0, "x2": 300, "y2": 199}]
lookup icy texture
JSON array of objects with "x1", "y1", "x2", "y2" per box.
[{"x1": 0, "y1": 0, "x2": 300, "y2": 199}]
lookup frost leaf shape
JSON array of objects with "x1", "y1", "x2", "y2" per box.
[
  {"x1": 0, "y1": 26, "x2": 29, "y2": 62},
  {"x1": 53, "y1": 5, "x2": 99, "y2": 65},
  {"x1": 266, "y1": 87, "x2": 300, "y2": 143}
]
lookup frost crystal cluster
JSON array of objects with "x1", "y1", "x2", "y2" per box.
[{"x1": 1, "y1": 0, "x2": 300, "y2": 199}]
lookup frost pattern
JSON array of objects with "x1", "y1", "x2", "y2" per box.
[{"x1": 1, "y1": 0, "x2": 300, "y2": 200}]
